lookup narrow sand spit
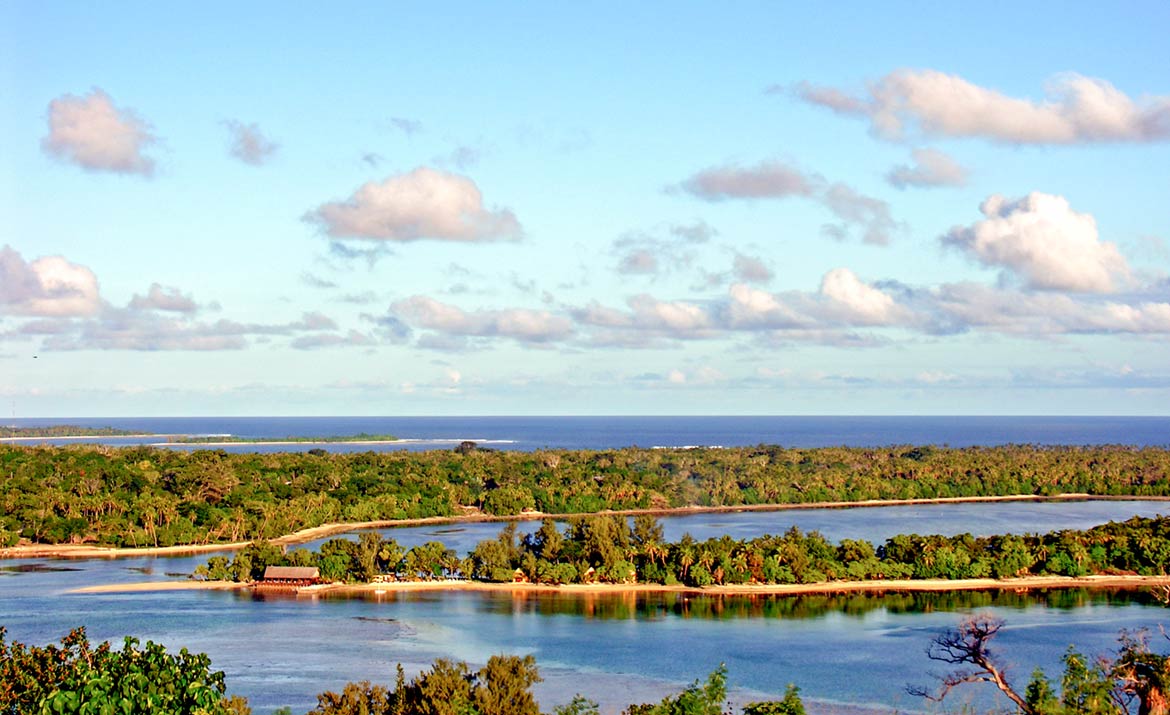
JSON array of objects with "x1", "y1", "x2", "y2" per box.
[{"x1": 69, "y1": 574, "x2": 1170, "y2": 597}]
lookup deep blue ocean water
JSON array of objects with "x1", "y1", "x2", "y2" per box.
[{"x1": 4, "y1": 415, "x2": 1169, "y2": 450}]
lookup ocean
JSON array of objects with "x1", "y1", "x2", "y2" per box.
[{"x1": 4, "y1": 415, "x2": 1169, "y2": 450}]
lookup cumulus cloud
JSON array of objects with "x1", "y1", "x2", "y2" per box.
[
  {"x1": 42, "y1": 89, "x2": 157, "y2": 175},
  {"x1": 818, "y1": 268, "x2": 903, "y2": 325},
  {"x1": 678, "y1": 160, "x2": 817, "y2": 200},
  {"x1": 224, "y1": 121, "x2": 278, "y2": 165},
  {"x1": 732, "y1": 254, "x2": 773, "y2": 284},
  {"x1": 389, "y1": 295, "x2": 573, "y2": 343},
  {"x1": 796, "y1": 70, "x2": 1170, "y2": 144},
  {"x1": 306, "y1": 167, "x2": 522, "y2": 242},
  {"x1": 886, "y1": 148, "x2": 968, "y2": 189},
  {"x1": 0, "y1": 245, "x2": 101, "y2": 316},
  {"x1": 128, "y1": 283, "x2": 198, "y2": 313},
  {"x1": 726, "y1": 283, "x2": 807, "y2": 329},
  {"x1": 942, "y1": 192, "x2": 1131, "y2": 292},
  {"x1": 678, "y1": 161, "x2": 896, "y2": 244}
]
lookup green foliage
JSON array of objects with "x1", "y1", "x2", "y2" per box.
[
  {"x1": 624, "y1": 665, "x2": 728, "y2": 715},
  {"x1": 1061, "y1": 647, "x2": 1115, "y2": 715},
  {"x1": 310, "y1": 654, "x2": 539, "y2": 715},
  {"x1": 1025, "y1": 668, "x2": 1059, "y2": 715},
  {"x1": 553, "y1": 696, "x2": 600, "y2": 715},
  {"x1": 6, "y1": 442, "x2": 1169, "y2": 549},
  {"x1": 0, "y1": 626, "x2": 231, "y2": 715},
  {"x1": 206, "y1": 513, "x2": 1170, "y2": 593},
  {"x1": 742, "y1": 685, "x2": 805, "y2": 715}
]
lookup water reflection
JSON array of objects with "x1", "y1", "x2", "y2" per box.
[{"x1": 306, "y1": 586, "x2": 1164, "y2": 622}]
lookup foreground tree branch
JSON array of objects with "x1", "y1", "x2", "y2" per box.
[{"x1": 907, "y1": 615, "x2": 1035, "y2": 715}]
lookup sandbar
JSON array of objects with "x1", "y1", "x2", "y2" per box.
[{"x1": 68, "y1": 574, "x2": 1170, "y2": 597}]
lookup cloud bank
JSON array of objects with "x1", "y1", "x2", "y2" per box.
[{"x1": 796, "y1": 70, "x2": 1170, "y2": 144}]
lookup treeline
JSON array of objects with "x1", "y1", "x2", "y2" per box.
[
  {"x1": 0, "y1": 425, "x2": 143, "y2": 438},
  {"x1": 168, "y1": 433, "x2": 399, "y2": 444},
  {"x1": 201, "y1": 514, "x2": 1170, "y2": 587},
  {"x1": 3, "y1": 442, "x2": 1170, "y2": 548}
]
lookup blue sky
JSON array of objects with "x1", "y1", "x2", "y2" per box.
[{"x1": 2, "y1": 2, "x2": 1169, "y2": 416}]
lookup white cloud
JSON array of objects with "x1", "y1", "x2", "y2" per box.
[
  {"x1": 726, "y1": 283, "x2": 807, "y2": 329},
  {"x1": 306, "y1": 167, "x2": 522, "y2": 242},
  {"x1": 128, "y1": 283, "x2": 197, "y2": 313},
  {"x1": 42, "y1": 89, "x2": 157, "y2": 175},
  {"x1": 678, "y1": 160, "x2": 817, "y2": 200},
  {"x1": 942, "y1": 192, "x2": 1131, "y2": 292},
  {"x1": 224, "y1": 121, "x2": 278, "y2": 165},
  {"x1": 818, "y1": 268, "x2": 903, "y2": 325},
  {"x1": 797, "y1": 70, "x2": 1170, "y2": 144},
  {"x1": 38, "y1": 310, "x2": 337, "y2": 352},
  {"x1": 928, "y1": 282, "x2": 1170, "y2": 336},
  {"x1": 390, "y1": 295, "x2": 573, "y2": 343},
  {"x1": 886, "y1": 148, "x2": 968, "y2": 189},
  {"x1": 679, "y1": 162, "x2": 896, "y2": 245},
  {"x1": 820, "y1": 183, "x2": 898, "y2": 245},
  {"x1": 0, "y1": 245, "x2": 101, "y2": 317}
]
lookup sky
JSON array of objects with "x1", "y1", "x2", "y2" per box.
[{"x1": 2, "y1": 2, "x2": 1169, "y2": 417}]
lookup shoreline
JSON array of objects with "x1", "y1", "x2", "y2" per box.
[
  {"x1": 0, "y1": 433, "x2": 164, "y2": 442},
  {"x1": 6, "y1": 493, "x2": 1169, "y2": 561},
  {"x1": 69, "y1": 573, "x2": 1170, "y2": 597}
]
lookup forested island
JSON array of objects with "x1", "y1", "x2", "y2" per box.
[
  {"x1": 2, "y1": 443, "x2": 1170, "y2": 549},
  {"x1": 195, "y1": 514, "x2": 1170, "y2": 587},
  {"x1": 166, "y1": 433, "x2": 399, "y2": 444},
  {"x1": 0, "y1": 425, "x2": 147, "y2": 439}
]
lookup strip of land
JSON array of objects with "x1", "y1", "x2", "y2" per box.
[
  {"x1": 6, "y1": 493, "x2": 1167, "y2": 561},
  {"x1": 149, "y1": 439, "x2": 404, "y2": 447},
  {"x1": 69, "y1": 574, "x2": 1170, "y2": 597},
  {"x1": 0, "y1": 434, "x2": 163, "y2": 442}
]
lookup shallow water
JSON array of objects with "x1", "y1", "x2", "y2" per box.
[{"x1": 4, "y1": 500, "x2": 1170, "y2": 714}]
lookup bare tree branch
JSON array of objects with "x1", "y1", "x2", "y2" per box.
[{"x1": 907, "y1": 615, "x2": 1035, "y2": 715}]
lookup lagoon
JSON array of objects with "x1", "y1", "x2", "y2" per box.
[{"x1": 4, "y1": 500, "x2": 1170, "y2": 714}]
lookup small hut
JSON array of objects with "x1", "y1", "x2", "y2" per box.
[
  {"x1": 259, "y1": 566, "x2": 321, "y2": 587},
  {"x1": 513, "y1": 568, "x2": 529, "y2": 584}
]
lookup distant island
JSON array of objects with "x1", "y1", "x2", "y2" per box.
[
  {"x1": 0, "y1": 425, "x2": 148, "y2": 439},
  {"x1": 165, "y1": 432, "x2": 398, "y2": 444}
]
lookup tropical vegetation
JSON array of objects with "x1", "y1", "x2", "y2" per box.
[
  {"x1": 4, "y1": 443, "x2": 1170, "y2": 548},
  {"x1": 201, "y1": 513, "x2": 1170, "y2": 587}
]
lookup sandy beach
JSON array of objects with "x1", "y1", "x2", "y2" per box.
[
  {"x1": 68, "y1": 574, "x2": 1170, "y2": 597},
  {"x1": 6, "y1": 493, "x2": 1168, "y2": 561}
]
